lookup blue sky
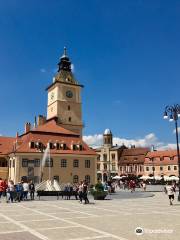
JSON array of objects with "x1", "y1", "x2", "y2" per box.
[{"x1": 0, "y1": 1, "x2": 180, "y2": 148}]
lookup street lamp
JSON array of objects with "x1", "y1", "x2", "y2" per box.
[
  {"x1": 163, "y1": 104, "x2": 180, "y2": 201},
  {"x1": 151, "y1": 158, "x2": 155, "y2": 183}
]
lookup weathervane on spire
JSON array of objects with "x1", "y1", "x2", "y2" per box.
[
  {"x1": 58, "y1": 47, "x2": 71, "y2": 72},
  {"x1": 61, "y1": 46, "x2": 68, "y2": 58}
]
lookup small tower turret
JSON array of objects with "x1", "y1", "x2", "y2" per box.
[{"x1": 103, "y1": 129, "x2": 113, "y2": 147}]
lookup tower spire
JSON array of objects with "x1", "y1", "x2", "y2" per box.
[
  {"x1": 61, "y1": 46, "x2": 67, "y2": 58},
  {"x1": 58, "y1": 47, "x2": 71, "y2": 72}
]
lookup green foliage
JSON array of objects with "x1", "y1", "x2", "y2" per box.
[
  {"x1": 90, "y1": 182, "x2": 108, "y2": 200},
  {"x1": 95, "y1": 182, "x2": 104, "y2": 191}
]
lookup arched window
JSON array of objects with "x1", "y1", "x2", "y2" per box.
[
  {"x1": 85, "y1": 175, "x2": 90, "y2": 184},
  {"x1": 73, "y1": 175, "x2": 79, "y2": 183},
  {"x1": 61, "y1": 159, "x2": 67, "y2": 168},
  {"x1": 45, "y1": 158, "x2": 53, "y2": 167},
  {"x1": 97, "y1": 173, "x2": 102, "y2": 181},
  {"x1": 0, "y1": 158, "x2": 7, "y2": 167},
  {"x1": 73, "y1": 159, "x2": 79, "y2": 168}
]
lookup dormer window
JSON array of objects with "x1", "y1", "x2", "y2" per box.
[
  {"x1": 77, "y1": 144, "x2": 83, "y2": 151},
  {"x1": 48, "y1": 142, "x2": 54, "y2": 149},
  {"x1": 72, "y1": 144, "x2": 76, "y2": 150},
  {"x1": 36, "y1": 142, "x2": 43, "y2": 149},
  {"x1": 60, "y1": 143, "x2": 66, "y2": 150},
  {"x1": 54, "y1": 142, "x2": 59, "y2": 149},
  {"x1": 29, "y1": 142, "x2": 35, "y2": 148}
]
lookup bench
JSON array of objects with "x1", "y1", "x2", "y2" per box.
[{"x1": 37, "y1": 191, "x2": 78, "y2": 200}]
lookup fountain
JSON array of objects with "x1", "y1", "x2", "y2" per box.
[
  {"x1": 35, "y1": 145, "x2": 62, "y2": 199},
  {"x1": 40, "y1": 145, "x2": 51, "y2": 182}
]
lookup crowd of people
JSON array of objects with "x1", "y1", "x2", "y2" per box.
[
  {"x1": 0, "y1": 178, "x2": 35, "y2": 203},
  {"x1": 110, "y1": 179, "x2": 147, "y2": 192},
  {"x1": 0, "y1": 178, "x2": 91, "y2": 204},
  {"x1": 0, "y1": 177, "x2": 178, "y2": 206},
  {"x1": 62, "y1": 180, "x2": 90, "y2": 204}
]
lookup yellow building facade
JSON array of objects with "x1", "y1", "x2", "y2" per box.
[{"x1": 0, "y1": 48, "x2": 97, "y2": 184}]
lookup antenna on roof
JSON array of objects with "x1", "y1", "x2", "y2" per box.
[
  {"x1": 34, "y1": 116, "x2": 37, "y2": 128},
  {"x1": 151, "y1": 145, "x2": 155, "y2": 152}
]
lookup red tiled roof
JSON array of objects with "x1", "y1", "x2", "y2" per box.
[
  {"x1": 0, "y1": 120, "x2": 96, "y2": 156},
  {"x1": 146, "y1": 150, "x2": 177, "y2": 158},
  {"x1": 145, "y1": 150, "x2": 178, "y2": 165},
  {"x1": 121, "y1": 147, "x2": 150, "y2": 156},
  {"x1": 119, "y1": 148, "x2": 149, "y2": 165},
  {"x1": 14, "y1": 132, "x2": 96, "y2": 155},
  {"x1": 29, "y1": 120, "x2": 79, "y2": 136},
  {"x1": 0, "y1": 137, "x2": 15, "y2": 155}
]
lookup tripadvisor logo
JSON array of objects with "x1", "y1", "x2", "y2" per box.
[{"x1": 135, "y1": 227, "x2": 144, "y2": 235}]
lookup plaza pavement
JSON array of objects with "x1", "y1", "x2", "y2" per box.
[{"x1": 0, "y1": 190, "x2": 180, "y2": 240}]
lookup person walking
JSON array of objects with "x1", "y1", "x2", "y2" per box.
[
  {"x1": 0, "y1": 178, "x2": 4, "y2": 200},
  {"x1": 78, "y1": 181, "x2": 84, "y2": 203},
  {"x1": 165, "y1": 182, "x2": 176, "y2": 205},
  {"x1": 16, "y1": 182, "x2": 23, "y2": 202},
  {"x1": 2, "y1": 179, "x2": 8, "y2": 198},
  {"x1": 22, "y1": 181, "x2": 29, "y2": 200},
  {"x1": 83, "y1": 181, "x2": 89, "y2": 204},
  {"x1": 142, "y1": 181, "x2": 146, "y2": 191},
  {"x1": 29, "y1": 180, "x2": 35, "y2": 200},
  {"x1": 64, "y1": 185, "x2": 69, "y2": 200},
  {"x1": 129, "y1": 180, "x2": 135, "y2": 193},
  {"x1": 73, "y1": 184, "x2": 79, "y2": 200},
  {"x1": 7, "y1": 180, "x2": 15, "y2": 203}
]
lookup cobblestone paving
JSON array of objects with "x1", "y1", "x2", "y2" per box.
[{"x1": 0, "y1": 192, "x2": 180, "y2": 240}]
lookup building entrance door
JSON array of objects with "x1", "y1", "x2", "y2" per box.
[{"x1": 28, "y1": 167, "x2": 34, "y2": 181}]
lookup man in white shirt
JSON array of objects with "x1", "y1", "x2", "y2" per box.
[
  {"x1": 165, "y1": 182, "x2": 176, "y2": 205},
  {"x1": 23, "y1": 182, "x2": 29, "y2": 200}
]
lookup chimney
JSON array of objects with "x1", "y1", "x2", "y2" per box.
[
  {"x1": 25, "y1": 122, "x2": 31, "y2": 133},
  {"x1": 37, "y1": 115, "x2": 46, "y2": 126},
  {"x1": 16, "y1": 132, "x2": 19, "y2": 138}
]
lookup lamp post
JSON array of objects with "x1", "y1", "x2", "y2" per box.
[
  {"x1": 151, "y1": 158, "x2": 155, "y2": 183},
  {"x1": 108, "y1": 147, "x2": 111, "y2": 181},
  {"x1": 163, "y1": 104, "x2": 180, "y2": 201}
]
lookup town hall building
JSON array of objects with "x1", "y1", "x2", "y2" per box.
[{"x1": 0, "y1": 48, "x2": 97, "y2": 184}]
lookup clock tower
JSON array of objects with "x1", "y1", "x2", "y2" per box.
[{"x1": 46, "y1": 48, "x2": 83, "y2": 136}]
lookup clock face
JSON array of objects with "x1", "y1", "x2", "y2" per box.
[
  {"x1": 51, "y1": 92, "x2": 55, "y2": 100},
  {"x1": 66, "y1": 90, "x2": 73, "y2": 98}
]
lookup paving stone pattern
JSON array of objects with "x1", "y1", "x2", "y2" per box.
[{"x1": 0, "y1": 192, "x2": 180, "y2": 240}]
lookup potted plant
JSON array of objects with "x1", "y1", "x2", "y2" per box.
[{"x1": 90, "y1": 181, "x2": 108, "y2": 200}]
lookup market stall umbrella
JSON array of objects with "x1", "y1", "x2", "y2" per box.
[
  {"x1": 139, "y1": 176, "x2": 148, "y2": 180},
  {"x1": 112, "y1": 176, "x2": 122, "y2": 180},
  {"x1": 147, "y1": 176, "x2": 154, "y2": 180},
  {"x1": 139, "y1": 176, "x2": 149, "y2": 180},
  {"x1": 154, "y1": 176, "x2": 162, "y2": 180},
  {"x1": 169, "y1": 176, "x2": 179, "y2": 181},
  {"x1": 164, "y1": 176, "x2": 170, "y2": 181}
]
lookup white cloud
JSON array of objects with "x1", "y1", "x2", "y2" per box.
[
  {"x1": 71, "y1": 64, "x2": 75, "y2": 73},
  {"x1": 83, "y1": 133, "x2": 176, "y2": 150},
  {"x1": 83, "y1": 134, "x2": 103, "y2": 148},
  {"x1": 173, "y1": 127, "x2": 180, "y2": 134},
  {"x1": 158, "y1": 144, "x2": 177, "y2": 150},
  {"x1": 40, "y1": 68, "x2": 46, "y2": 73}
]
